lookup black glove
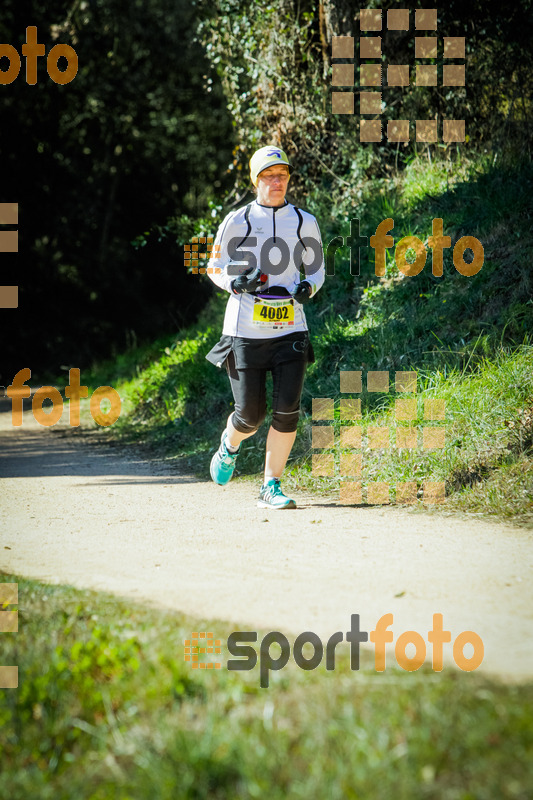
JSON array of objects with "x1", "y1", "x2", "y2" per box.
[
  {"x1": 231, "y1": 266, "x2": 263, "y2": 295},
  {"x1": 293, "y1": 281, "x2": 312, "y2": 304}
]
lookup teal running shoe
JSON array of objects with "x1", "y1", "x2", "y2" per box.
[
  {"x1": 210, "y1": 430, "x2": 239, "y2": 485},
  {"x1": 257, "y1": 478, "x2": 296, "y2": 509}
]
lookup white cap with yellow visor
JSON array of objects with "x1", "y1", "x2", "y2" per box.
[{"x1": 249, "y1": 145, "x2": 292, "y2": 186}]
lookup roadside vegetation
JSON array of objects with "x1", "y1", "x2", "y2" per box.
[
  {"x1": 4, "y1": 3, "x2": 532, "y2": 797},
  {"x1": 1, "y1": 573, "x2": 532, "y2": 799},
  {"x1": 83, "y1": 154, "x2": 533, "y2": 526}
]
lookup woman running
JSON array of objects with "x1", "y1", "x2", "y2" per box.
[{"x1": 205, "y1": 145, "x2": 325, "y2": 509}]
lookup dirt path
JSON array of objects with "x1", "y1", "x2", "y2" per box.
[{"x1": 1, "y1": 398, "x2": 532, "y2": 681}]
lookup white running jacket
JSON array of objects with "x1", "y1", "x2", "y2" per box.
[{"x1": 207, "y1": 200, "x2": 325, "y2": 338}]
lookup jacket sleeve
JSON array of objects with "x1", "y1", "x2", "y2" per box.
[
  {"x1": 206, "y1": 210, "x2": 249, "y2": 294},
  {"x1": 301, "y1": 213, "x2": 325, "y2": 298}
]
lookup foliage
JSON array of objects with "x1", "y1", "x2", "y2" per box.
[
  {"x1": 195, "y1": 0, "x2": 533, "y2": 206},
  {"x1": 0, "y1": 0, "x2": 234, "y2": 379},
  {"x1": 296, "y1": 345, "x2": 533, "y2": 526},
  {"x1": 82, "y1": 152, "x2": 533, "y2": 523},
  {"x1": 196, "y1": 0, "x2": 371, "y2": 201}
]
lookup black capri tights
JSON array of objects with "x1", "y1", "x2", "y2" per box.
[{"x1": 226, "y1": 351, "x2": 307, "y2": 434}]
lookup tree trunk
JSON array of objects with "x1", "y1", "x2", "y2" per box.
[{"x1": 318, "y1": 0, "x2": 357, "y2": 76}]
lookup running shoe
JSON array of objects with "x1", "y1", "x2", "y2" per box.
[
  {"x1": 257, "y1": 478, "x2": 296, "y2": 509},
  {"x1": 210, "y1": 430, "x2": 239, "y2": 485}
]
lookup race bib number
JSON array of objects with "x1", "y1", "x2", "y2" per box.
[{"x1": 252, "y1": 297, "x2": 295, "y2": 328}]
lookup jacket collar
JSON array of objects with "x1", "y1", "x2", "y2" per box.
[{"x1": 255, "y1": 199, "x2": 289, "y2": 211}]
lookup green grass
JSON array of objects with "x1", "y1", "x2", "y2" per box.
[
  {"x1": 286, "y1": 344, "x2": 533, "y2": 525},
  {"x1": 73, "y1": 153, "x2": 533, "y2": 523},
  {"x1": 2, "y1": 573, "x2": 532, "y2": 799}
]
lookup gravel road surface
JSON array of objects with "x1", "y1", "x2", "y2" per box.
[{"x1": 1, "y1": 398, "x2": 531, "y2": 680}]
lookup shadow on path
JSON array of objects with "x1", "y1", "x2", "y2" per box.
[{"x1": 0, "y1": 397, "x2": 198, "y2": 484}]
